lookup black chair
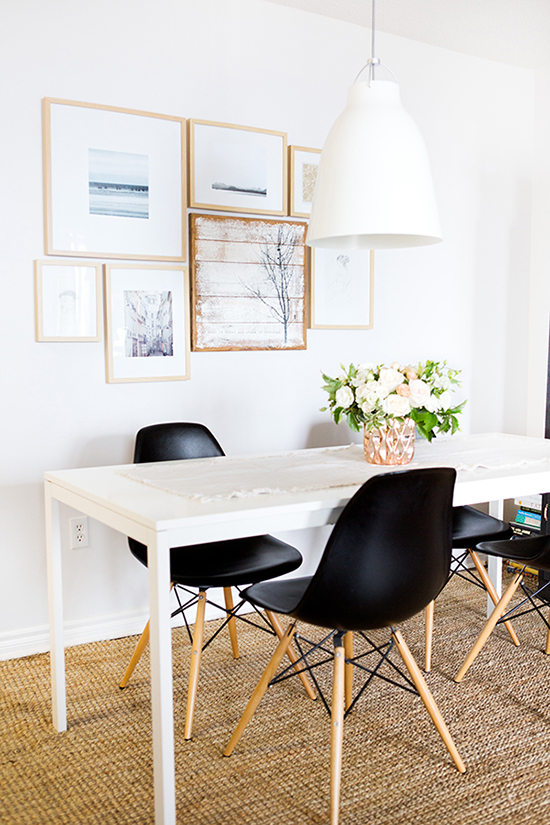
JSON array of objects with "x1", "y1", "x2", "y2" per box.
[
  {"x1": 223, "y1": 467, "x2": 465, "y2": 825},
  {"x1": 455, "y1": 533, "x2": 550, "y2": 682},
  {"x1": 424, "y1": 505, "x2": 515, "y2": 670},
  {"x1": 119, "y1": 422, "x2": 308, "y2": 739}
]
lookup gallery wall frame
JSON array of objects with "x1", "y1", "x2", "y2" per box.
[
  {"x1": 188, "y1": 119, "x2": 287, "y2": 216},
  {"x1": 104, "y1": 263, "x2": 190, "y2": 383},
  {"x1": 43, "y1": 98, "x2": 187, "y2": 261},
  {"x1": 288, "y1": 145, "x2": 321, "y2": 218},
  {"x1": 190, "y1": 213, "x2": 308, "y2": 351},
  {"x1": 310, "y1": 248, "x2": 374, "y2": 330},
  {"x1": 34, "y1": 259, "x2": 102, "y2": 342}
]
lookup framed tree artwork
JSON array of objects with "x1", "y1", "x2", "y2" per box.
[
  {"x1": 43, "y1": 98, "x2": 186, "y2": 261},
  {"x1": 189, "y1": 119, "x2": 287, "y2": 216},
  {"x1": 310, "y1": 248, "x2": 374, "y2": 329},
  {"x1": 34, "y1": 259, "x2": 101, "y2": 341},
  {"x1": 288, "y1": 145, "x2": 321, "y2": 217},
  {"x1": 104, "y1": 263, "x2": 190, "y2": 383},
  {"x1": 190, "y1": 214, "x2": 308, "y2": 351}
]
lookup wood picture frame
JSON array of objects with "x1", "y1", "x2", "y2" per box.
[
  {"x1": 188, "y1": 119, "x2": 287, "y2": 216},
  {"x1": 310, "y1": 249, "x2": 374, "y2": 329},
  {"x1": 288, "y1": 145, "x2": 321, "y2": 217},
  {"x1": 190, "y1": 213, "x2": 308, "y2": 351},
  {"x1": 34, "y1": 259, "x2": 102, "y2": 342},
  {"x1": 43, "y1": 98, "x2": 186, "y2": 261},
  {"x1": 104, "y1": 263, "x2": 190, "y2": 383}
]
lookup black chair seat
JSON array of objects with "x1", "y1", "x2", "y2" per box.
[
  {"x1": 478, "y1": 534, "x2": 550, "y2": 569},
  {"x1": 452, "y1": 505, "x2": 511, "y2": 547},
  {"x1": 129, "y1": 534, "x2": 302, "y2": 588},
  {"x1": 243, "y1": 576, "x2": 311, "y2": 614}
]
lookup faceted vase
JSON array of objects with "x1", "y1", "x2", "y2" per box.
[{"x1": 363, "y1": 418, "x2": 416, "y2": 465}]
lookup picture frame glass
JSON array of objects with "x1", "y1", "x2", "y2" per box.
[
  {"x1": 291, "y1": 148, "x2": 320, "y2": 216},
  {"x1": 106, "y1": 265, "x2": 190, "y2": 382},
  {"x1": 311, "y1": 249, "x2": 373, "y2": 329},
  {"x1": 37, "y1": 262, "x2": 100, "y2": 340},
  {"x1": 46, "y1": 100, "x2": 185, "y2": 260},
  {"x1": 192, "y1": 122, "x2": 286, "y2": 214}
]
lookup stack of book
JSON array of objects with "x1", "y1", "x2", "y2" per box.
[{"x1": 510, "y1": 494, "x2": 542, "y2": 536}]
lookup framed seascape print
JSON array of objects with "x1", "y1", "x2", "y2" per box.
[
  {"x1": 104, "y1": 264, "x2": 190, "y2": 383},
  {"x1": 288, "y1": 145, "x2": 321, "y2": 217},
  {"x1": 35, "y1": 259, "x2": 101, "y2": 341},
  {"x1": 310, "y1": 249, "x2": 374, "y2": 329},
  {"x1": 43, "y1": 98, "x2": 186, "y2": 261},
  {"x1": 190, "y1": 214, "x2": 307, "y2": 351},
  {"x1": 189, "y1": 119, "x2": 287, "y2": 216}
]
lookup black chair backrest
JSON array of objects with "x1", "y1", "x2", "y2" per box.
[
  {"x1": 133, "y1": 422, "x2": 225, "y2": 464},
  {"x1": 292, "y1": 467, "x2": 456, "y2": 632},
  {"x1": 128, "y1": 423, "x2": 224, "y2": 559}
]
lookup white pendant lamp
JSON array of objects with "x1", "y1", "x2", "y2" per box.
[{"x1": 307, "y1": 1, "x2": 442, "y2": 250}]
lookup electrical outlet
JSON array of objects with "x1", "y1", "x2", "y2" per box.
[{"x1": 70, "y1": 516, "x2": 89, "y2": 549}]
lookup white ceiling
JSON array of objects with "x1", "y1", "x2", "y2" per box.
[{"x1": 264, "y1": 0, "x2": 550, "y2": 69}]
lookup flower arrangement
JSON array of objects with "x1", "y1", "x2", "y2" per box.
[{"x1": 321, "y1": 360, "x2": 465, "y2": 442}]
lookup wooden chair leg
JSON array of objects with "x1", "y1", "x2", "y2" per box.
[
  {"x1": 546, "y1": 620, "x2": 550, "y2": 655},
  {"x1": 330, "y1": 636, "x2": 346, "y2": 825},
  {"x1": 455, "y1": 572, "x2": 523, "y2": 683},
  {"x1": 425, "y1": 601, "x2": 434, "y2": 673},
  {"x1": 469, "y1": 550, "x2": 520, "y2": 646},
  {"x1": 224, "y1": 622, "x2": 297, "y2": 757},
  {"x1": 266, "y1": 610, "x2": 317, "y2": 700},
  {"x1": 344, "y1": 631, "x2": 354, "y2": 711},
  {"x1": 184, "y1": 590, "x2": 207, "y2": 740},
  {"x1": 119, "y1": 620, "x2": 150, "y2": 689},
  {"x1": 223, "y1": 587, "x2": 240, "y2": 659},
  {"x1": 119, "y1": 583, "x2": 175, "y2": 689},
  {"x1": 392, "y1": 628, "x2": 465, "y2": 774}
]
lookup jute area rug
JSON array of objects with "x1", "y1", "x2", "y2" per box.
[{"x1": 2, "y1": 574, "x2": 550, "y2": 825}]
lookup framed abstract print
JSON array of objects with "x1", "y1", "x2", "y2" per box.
[
  {"x1": 310, "y1": 248, "x2": 374, "y2": 329},
  {"x1": 34, "y1": 259, "x2": 101, "y2": 341},
  {"x1": 288, "y1": 145, "x2": 321, "y2": 217}
]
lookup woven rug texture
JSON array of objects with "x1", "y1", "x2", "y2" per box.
[{"x1": 2, "y1": 574, "x2": 550, "y2": 825}]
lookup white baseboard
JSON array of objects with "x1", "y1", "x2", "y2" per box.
[{"x1": 0, "y1": 594, "x2": 253, "y2": 661}]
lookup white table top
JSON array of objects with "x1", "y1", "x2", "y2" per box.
[{"x1": 44, "y1": 433, "x2": 550, "y2": 544}]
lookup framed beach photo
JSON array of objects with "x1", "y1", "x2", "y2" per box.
[
  {"x1": 189, "y1": 119, "x2": 287, "y2": 216},
  {"x1": 104, "y1": 264, "x2": 190, "y2": 383},
  {"x1": 43, "y1": 98, "x2": 186, "y2": 261},
  {"x1": 310, "y1": 249, "x2": 374, "y2": 329},
  {"x1": 190, "y1": 214, "x2": 307, "y2": 351},
  {"x1": 288, "y1": 145, "x2": 321, "y2": 217},
  {"x1": 34, "y1": 259, "x2": 101, "y2": 342}
]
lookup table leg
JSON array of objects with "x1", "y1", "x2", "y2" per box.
[
  {"x1": 487, "y1": 500, "x2": 504, "y2": 618},
  {"x1": 148, "y1": 532, "x2": 176, "y2": 825},
  {"x1": 45, "y1": 484, "x2": 66, "y2": 732}
]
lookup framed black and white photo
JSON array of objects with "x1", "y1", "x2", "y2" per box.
[
  {"x1": 190, "y1": 214, "x2": 307, "y2": 351},
  {"x1": 288, "y1": 145, "x2": 321, "y2": 217},
  {"x1": 189, "y1": 119, "x2": 287, "y2": 216},
  {"x1": 43, "y1": 98, "x2": 186, "y2": 261},
  {"x1": 34, "y1": 259, "x2": 101, "y2": 342},
  {"x1": 104, "y1": 264, "x2": 190, "y2": 383},
  {"x1": 310, "y1": 249, "x2": 374, "y2": 329}
]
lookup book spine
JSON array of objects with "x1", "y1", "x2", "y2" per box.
[
  {"x1": 515, "y1": 510, "x2": 542, "y2": 527},
  {"x1": 514, "y1": 494, "x2": 543, "y2": 511},
  {"x1": 510, "y1": 522, "x2": 540, "y2": 536}
]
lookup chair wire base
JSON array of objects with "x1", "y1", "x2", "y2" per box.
[
  {"x1": 268, "y1": 627, "x2": 420, "y2": 719},
  {"x1": 498, "y1": 576, "x2": 550, "y2": 630}
]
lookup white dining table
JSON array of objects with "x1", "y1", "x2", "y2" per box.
[{"x1": 44, "y1": 432, "x2": 550, "y2": 825}]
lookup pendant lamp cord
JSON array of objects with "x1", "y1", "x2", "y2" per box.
[{"x1": 354, "y1": 0, "x2": 398, "y2": 86}]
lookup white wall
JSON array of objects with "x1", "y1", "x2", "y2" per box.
[{"x1": 0, "y1": 0, "x2": 536, "y2": 657}]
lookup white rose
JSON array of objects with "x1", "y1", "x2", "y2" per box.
[
  {"x1": 424, "y1": 395, "x2": 442, "y2": 413},
  {"x1": 382, "y1": 394, "x2": 411, "y2": 417},
  {"x1": 353, "y1": 363, "x2": 376, "y2": 385},
  {"x1": 390, "y1": 361, "x2": 401, "y2": 371},
  {"x1": 365, "y1": 380, "x2": 389, "y2": 399},
  {"x1": 335, "y1": 385, "x2": 354, "y2": 409},
  {"x1": 360, "y1": 399, "x2": 374, "y2": 414},
  {"x1": 437, "y1": 390, "x2": 453, "y2": 409},
  {"x1": 434, "y1": 373, "x2": 451, "y2": 390},
  {"x1": 379, "y1": 368, "x2": 404, "y2": 393},
  {"x1": 408, "y1": 379, "x2": 431, "y2": 408}
]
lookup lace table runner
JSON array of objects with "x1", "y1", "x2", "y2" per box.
[{"x1": 118, "y1": 434, "x2": 550, "y2": 503}]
